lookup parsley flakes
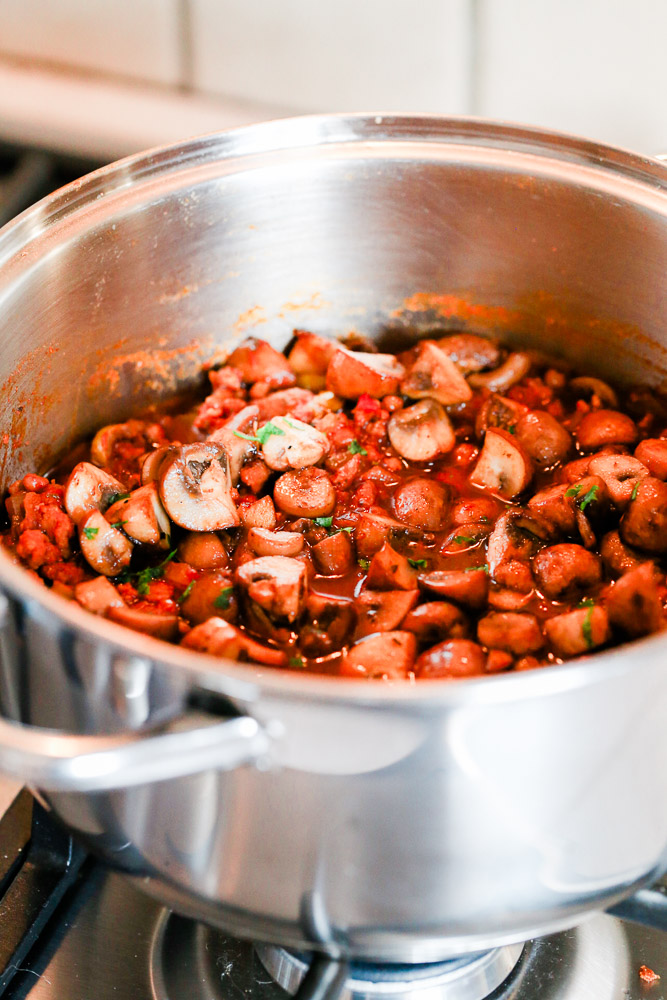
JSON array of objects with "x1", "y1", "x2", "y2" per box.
[
  {"x1": 581, "y1": 607, "x2": 595, "y2": 649},
  {"x1": 233, "y1": 421, "x2": 286, "y2": 446},
  {"x1": 214, "y1": 586, "x2": 234, "y2": 610},
  {"x1": 348, "y1": 439, "x2": 367, "y2": 456},
  {"x1": 82, "y1": 526, "x2": 99, "y2": 540}
]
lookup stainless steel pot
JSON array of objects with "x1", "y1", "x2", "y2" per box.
[{"x1": 0, "y1": 115, "x2": 664, "y2": 963}]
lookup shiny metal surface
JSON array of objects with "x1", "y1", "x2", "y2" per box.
[
  {"x1": 0, "y1": 116, "x2": 665, "y2": 960},
  {"x1": 8, "y1": 867, "x2": 666, "y2": 999}
]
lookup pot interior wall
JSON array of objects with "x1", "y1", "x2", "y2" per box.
[{"x1": 0, "y1": 125, "x2": 665, "y2": 490}]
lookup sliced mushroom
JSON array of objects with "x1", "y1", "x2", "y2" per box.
[
  {"x1": 366, "y1": 542, "x2": 418, "y2": 591},
  {"x1": 287, "y1": 330, "x2": 337, "y2": 378},
  {"x1": 401, "y1": 601, "x2": 470, "y2": 644},
  {"x1": 179, "y1": 572, "x2": 236, "y2": 625},
  {"x1": 450, "y1": 496, "x2": 503, "y2": 526},
  {"x1": 439, "y1": 523, "x2": 490, "y2": 555},
  {"x1": 400, "y1": 341, "x2": 472, "y2": 406},
  {"x1": 248, "y1": 527, "x2": 305, "y2": 558},
  {"x1": 477, "y1": 612, "x2": 544, "y2": 655},
  {"x1": 302, "y1": 593, "x2": 357, "y2": 656},
  {"x1": 140, "y1": 446, "x2": 177, "y2": 485},
  {"x1": 159, "y1": 442, "x2": 239, "y2": 531},
  {"x1": 340, "y1": 631, "x2": 417, "y2": 680},
  {"x1": 208, "y1": 405, "x2": 260, "y2": 484},
  {"x1": 387, "y1": 399, "x2": 455, "y2": 462},
  {"x1": 74, "y1": 577, "x2": 126, "y2": 615},
  {"x1": 468, "y1": 352, "x2": 532, "y2": 393},
  {"x1": 469, "y1": 428, "x2": 534, "y2": 499},
  {"x1": 634, "y1": 438, "x2": 667, "y2": 480},
  {"x1": 258, "y1": 415, "x2": 329, "y2": 472},
  {"x1": 436, "y1": 333, "x2": 501, "y2": 373},
  {"x1": 419, "y1": 568, "x2": 488, "y2": 608},
  {"x1": 240, "y1": 495, "x2": 277, "y2": 530},
  {"x1": 354, "y1": 512, "x2": 418, "y2": 558},
  {"x1": 527, "y1": 483, "x2": 578, "y2": 535},
  {"x1": 603, "y1": 563, "x2": 663, "y2": 638},
  {"x1": 90, "y1": 419, "x2": 159, "y2": 468},
  {"x1": 487, "y1": 587, "x2": 533, "y2": 611},
  {"x1": 105, "y1": 482, "x2": 171, "y2": 549},
  {"x1": 576, "y1": 409, "x2": 639, "y2": 451},
  {"x1": 415, "y1": 639, "x2": 486, "y2": 679},
  {"x1": 587, "y1": 453, "x2": 649, "y2": 507},
  {"x1": 311, "y1": 530, "x2": 355, "y2": 575},
  {"x1": 107, "y1": 605, "x2": 179, "y2": 641},
  {"x1": 64, "y1": 462, "x2": 126, "y2": 525},
  {"x1": 326, "y1": 347, "x2": 405, "y2": 399},
  {"x1": 544, "y1": 606, "x2": 610, "y2": 658},
  {"x1": 391, "y1": 478, "x2": 450, "y2": 531},
  {"x1": 78, "y1": 511, "x2": 133, "y2": 576},
  {"x1": 486, "y1": 510, "x2": 553, "y2": 574},
  {"x1": 620, "y1": 477, "x2": 667, "y2": 552},
  {"x1": 569, "y1": 376, "x2": 619, "y2": 409},
  {"x1": 600, "y1": 530, "x2": 649, "y2": 577},
  {"x1": 532, "y1": 543, "x2": 602, "y2": 599},
  {"x1": 236, "y1": 555, "x2": 307, "y2": 623},
  {"x1": 355, "y1": 589, "x2": 419, "y2": 637},
  {"x1": 515, "y1": 411, "x2": 572, "y2": 470},
  {"x1": 273, "y1": 467, "x2": 336, "y2": 519},
  {"x1": 178, "y1": 531, "x2": 229, "y2": 569},
  {"x1": 181, "y1": 616, "x2": 288, "y2": 666},
  {"x1": 475, "y1": 394, "x2": 529, "y2": 439},
  {"x1": 227, "y1": 337, "x2": 296, "y2": 389}
]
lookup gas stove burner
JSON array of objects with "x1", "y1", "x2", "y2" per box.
[{"x1": 255, "y1": 942, "x2": 524, "y2": 1000}]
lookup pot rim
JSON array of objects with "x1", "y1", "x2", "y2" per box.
[{"x1": 1, "y1": 112, "x2": 666, "y2": 708}]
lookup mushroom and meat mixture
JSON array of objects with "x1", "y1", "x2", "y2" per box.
[{"x1": 4, "y1": 331, "x2": 667, "y2": 680}]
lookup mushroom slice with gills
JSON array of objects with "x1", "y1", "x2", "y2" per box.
[
  {"x1": 402, "y1": 601, "x2": 470, "y2": 644},
  {"x1": 340, "y1": 631, "x2": 417, "y2": 680},
  {"x1": 179, "y1": 572, "x2": 237, "y2": 626},
  {"x1": 159, "y1": 442, "x2": 239, "y2": 531},
  {"x1": 387, "y1": 399, "x2": 455, "y2": 462},
  {"x1": 226, "y1": 337, "x2": 296, "y2": 389},
  {"x1": 74, "y1": 577, "x2": 126, "y2": 615},
  {"x1": 392, "y1": 477, "x2": 450, "y2": 532},
  {"x1": 468, "y1": 352, "x2": 532, "y2": 393},
  {"x1": 486, "y1": 510, "x2": 553, "y2": 575},
  {"x1": 620, "y1": 476, "x2": 667, "y2": 552},
  {"x1": 477, "y1": 612, "x2": 544, "y2": 656},
  {"x1": 603, "y1": 562, "x2": 664, "y2": 638},
  {"x1": 569, "y1": 376, "x2": 619, "y2": 410},
  {"x1": 475, "y1": 394, "x2": 529, "y2": 438},
  {"x1": 366, "y1": 542, "x2": 418, "y2": 591},
  {"x1": 400, "y1": 341, "x2": 472, "y2": 406},
  {"x1": 436, "y1": 333, "x2": 501, "y2": 373},
  {"x1": 181, "y1": 616, "x2": 288, "y2": 666},
  {"x1": 107, "y1": 604, "x2": 179, "y2": 641},
  {"x1": 301, "y1": 594, "x2": 357, "y2": 657},
  {"x1": 274, "y1": 467, "x2": 336, "y2": 519},
  {"x1": 469, "y1": 428, "x2": 534, "y2": 500},
  {"x1": 178, "y1": 531, "x2": 229, "y2": 569},
  {"x1": 236, "y1": 555, "x2": 307, "y2": 623},
  {"x1": 207, "y1": 405, "x2": 260, "y2": 485},
  {"x1": 248, "y1": 527, "x2": 304, "y2": 558},
  {"x1": 78, "y1": 511, "x2": 133, "y2": 577},
  {"x1": 258, "y1": 415, "x2": 329, "y2": 472},
  {"x1": 326, "y1": 347, "x2": 405, "y2": 399},
  {"x1": 64, "y1": 462, "x2": 125, "y2": 525},
  {"x1": 90, "y1": 419, "x2": 163, "y2": 468},
  {"x1": 634, "y1": 438, "x2": 667, "y2": 481},
  {"x1": 415, "y1": 639, "x2": 486, "y2": 679},
  {"x1": 515, "y1": 411, "x2": 572, "y2": 470},
  {"x1": 419, "y1": 568, "x2": 488, "y2": 609},
  {"x1": 354, "y1": 512, "x2": 418, "y2": 558},
  {"x1": 105, "y1": 482, "x2": 171, "y2": 549},
  {"x1": 240, "y1": 495, "x2": 277, "y2": 530},
  {"x1": 587, "y1": 453, "x2": 649, "y2": 508},
  {"x1": 544, "y1": 606, "x2": 611, "y2": 658},
  {"x1": 311, "y1": 530, "x2": 355, "y2": 576},
  {"x1": 140, "y1": 446, "x2": 177, "y2": 486},
  {"x1": 355, "y1": 589, "x2": 419, "y2": 638},
  {"x1": 531, "y1": 543, "x2": 602, "y2": 600}
]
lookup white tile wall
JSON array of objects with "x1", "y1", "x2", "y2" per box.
[
  {"x1": 0, "y1": 0, "x2": 182, "y2": 86},
  {"x1": 188, "y1": 0, "x2": 473, "y2": 114},
  {"x1": 474, "y1": 0, "x2": 667, "y2": 154}
]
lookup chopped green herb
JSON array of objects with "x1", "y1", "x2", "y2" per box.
[
  {"x1": 463, "y1": 564, "x2": 490, "y2": 574},
  {"x1": 582, "y1": 607, "x2": 595, "y2": 649},
  {"x1": 106, "y1": 491, "x2": 131, "y2": 508},
  {"x1": 408, "y1": 558, "x2": 428, "y2": 569},
  {"x1": 578, "y1": 485, "x2": 599, "y2": 511},
  {"x1": 578, "y1": 597, "x2": 595, "y2": 608},
  {"x1": 565, "y1": 485, "x2": 582, "y2": 498},
  {"x1": 232, "y1": 429, "x2": 259, "y2": 442},
  {"x1": 214, "y1": 586, "x2": 234, "y2": 610},
  {"x1": 123, "y1": 549, "x2": 177, "y2": 595},
  {"x1": 340, "y1": 526, "x2": 354, "y2": 534},
  {"x1": 358, "y1": 557, "x2": 370, "y2": 570},
  {"x1": 82, "y1": 526, "x2": 99, "y2": 540},
  {"x1": 256, "y1": 421, "x2": 286, "y2": 446},
  {"x1": 288, "y1": 655, "x2": 305, "y2": 669},
  {"x1": 452, "y1": 535, "x2": 476, "y2": 545},
  {"x1": 347, "y1": 439, "x2": 367, "y2": 456},
  {"x1": 314, "y1": 516, "x2": 333, "y2": 528},
  {"x1": 111, "y1": 520, "x2": 128, "y2": 529},
  {"x1": 630, "y1": 481, "x2": 640, "y2": 501},
  {"x1": 178, "y1": 581, "x2": 195, "y2": 603},
  {"x1": 507, "y1": 425, "x2": 516, "y2": 435}
]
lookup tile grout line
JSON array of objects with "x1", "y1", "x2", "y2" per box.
[{"x1": 177, "y1": 0, "x2": 195, "y2": 92}]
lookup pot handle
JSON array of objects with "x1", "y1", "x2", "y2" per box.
[{"x1": 0, "y1": 712, "x2": 271, "y2": 793}]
